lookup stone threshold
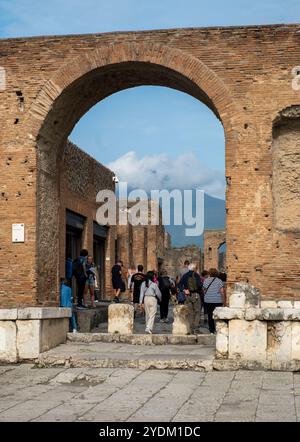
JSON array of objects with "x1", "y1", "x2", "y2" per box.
[
  {"x1": 36, "y1": 356, "x2": 213, "y2": 372},
  {"x1": 213, "y1": 358, "x2": 300, "y2": 372},
  {"x1": 67, "y1": 332, "x2": 215, "y2": 346},
  {"x1": 35, "y1": 353, "x2": 300, "y2": 372}
]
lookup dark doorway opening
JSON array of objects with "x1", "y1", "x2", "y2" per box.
[{"x1": 93, "y1": 222, "x2": 108, "y2": 299}]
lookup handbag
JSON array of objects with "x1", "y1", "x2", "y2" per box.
[{"x1": 203, "y1": 277, "x2": 216, "y2": 295}]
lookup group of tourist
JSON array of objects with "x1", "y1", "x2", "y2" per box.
[
  {"x1": 111, "y1": 259, "x2": 227, "y2": 335},
  {"x1": 67, "y1": 248, "x2": 98, "y2": 309},
  {"x1": 61, "y1": 250, "x2": 227, "y2": 336}
]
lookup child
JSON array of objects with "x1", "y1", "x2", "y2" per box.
[{"x1": 84, "y1": 256, "x2": 97, "y2": 308}]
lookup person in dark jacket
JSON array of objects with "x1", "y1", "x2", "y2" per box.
[
  {"x1": 111, "y1": 260, "x2": 123, "y2": 303},
  {"x1": 73, "y1": 249, "x2": 88, "y2": 309},
  {"x1": 158, "y1": 269, "x2": 173, "y2": 322},
  {"x1": 179, "y1": 263, "x2": 203, "y2": 334}
]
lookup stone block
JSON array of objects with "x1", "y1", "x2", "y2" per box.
[
  {"x1": 0, "y1": 321, "x2": 17, "y2": 363},
  {"x1": 17, "y1": 307, "x2": 71, "y2": 320},
  {"x1": 277, "y1": 300, "x2": 293, "y2": 309},
  {"x1": 245, "y1": 308, "x2": 264, "y2": 321},
  {"x1": 233, "y1": 282, "x2": 260, "y2": 308},
  {"x1": 40, "y1": 318, "x2": 69, "y2": 352},
  {"x1": 16, "y1": 320, "x2": 41, "y2": 359},
  {"x1": 172, "y1": 305, "x2": 191, "y2": 335},
  {"x1": 294, "y1": 301, "x2": 300, "y2": 309},
  {"x1": 76, "y1": 310, "x2": 95, "y2": 333},
  {"x1": 267, "y1": 321, "x2": 292, "y2": 362},
  {"x1": 0, "y1": 309, "x2": 18, "y2": 320},
  {"x1": 291, "y1": 322, "x2": 300, "y2": 360},
  {"x1": 261, "y1": 308, "x2": 284, "y2": 321},
  {"x1": 213, "y1": 307, "x2": 245, "y2": 320},
  {"x1": 229, "y1": 320, "x2": 267, "y2": 361},
  {"x1": 108, "y1": 304, "x2": 134, "y2": 334},
  {"x1": 260, "y1": 300, "x2": 278, "y2": 308},
  {"x1": 283, "y1": 309, "x2": 300, "y2": 321},
  {"x1": 215, "y1": 320, "x2": 228, "y2": 359},
  {"x1": 151, "y1": 334, "x2": 168, "y2": 345},
  {"x1": 229, "y1": 291, "x2": 245, "y2": 308},
  {"x1": 168, "y1": 335, "x2": 197, "y2": 345}
]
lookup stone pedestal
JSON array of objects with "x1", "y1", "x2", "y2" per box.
[
  {"x1": 0, "y1": 307, "x2": 71, "y2": 362},
  {"x1": 215, "y1": 282, "x2": 300, "y2": 370},
  {"x1": 172, "y1": 305, "x2": 191, "y2": 335},
  {"x1": 108, "y1": 304, "x2": 134, "y2": 334}
]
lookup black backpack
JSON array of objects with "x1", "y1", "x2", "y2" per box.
[
  {"x1": 160, "y1": 276, "x2": 171, "y2": 291},
  {"x1": 72, "y1": 258, "x2": 84, "y2": 279}
]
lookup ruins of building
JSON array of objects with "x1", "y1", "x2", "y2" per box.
[
  {"x1": 1, "y1": 25, "x2": 300, "y2": 365},
  {"x1": 116, "y1": 200, "x2": 166, "y2": 273},
  {"x1": 203, "y1": 229, "x2": 226, "y2": 271},
  {"x1": 162, "y1": 245, "x2": 202, "y2": 281}
]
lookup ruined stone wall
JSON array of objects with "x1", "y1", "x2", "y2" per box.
[
  {"x1": 203, "y1": 230, "x2": 226, "y2": 271},
  {"x1": 116, "y1": 202, "x2": 166, "y2": 273},
  {"x1": 59, "y1": 141, "x2": 116, "y2": 302},
  {"x1": 1, "y1": 25, "x2": 300, "y2": 304},
  {"x1": 162, "y1": 246, "x2": 202, "y2": 280}
]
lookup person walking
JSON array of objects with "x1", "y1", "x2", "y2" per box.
[
  {"x1": 158, "y1": 269, "x2": 172, "y2": 322},
  {"x1": 179, "y1": 263, "x2": 202, "y2": 334},
  {"x1": 83, "y1": 255, "x2": 97, "y2": 308},
  {"x1": 176, "y1": 260, "x2": 190, "y2": 285},
  {"x1": 111, "y1": 260, "x2": 123, "y2": 303},
  {"x1": 72, "y1": 249, "x2": 88, "y2": 309},
  {"x1": 201, "y1": 270, "x2": 209, "y2": 326},
  {"x1": 203, "y1": 268, "x2": 226, "y2": 334},
  {"x1": 130, "y1": 265, "x2": 146, "y2": 315},
  {"x1": 139, "y1": 271, "x2": 162, "y2": 334}
]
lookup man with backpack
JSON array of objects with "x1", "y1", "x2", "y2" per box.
[
  {"x1": 179, "y1": 263, "x2": 203, "y2": 334},
  {"x1": 72, "y1": 249, "x2": 88, "y2": 309},
  {"x1": 158, "y1": 269, "x2": 174, "y2": 323}
]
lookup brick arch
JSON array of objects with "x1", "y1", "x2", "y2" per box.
[
  {"x1": 26, "y1": 42, "x2": 238, "y2": 153},
  {"x1": 24, "y1": 42, "x2": 238, "y2": 302}
]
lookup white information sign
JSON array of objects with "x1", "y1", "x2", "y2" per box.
[{"x1": 12, "y1": 223, "x2": 25, "y2": 243}]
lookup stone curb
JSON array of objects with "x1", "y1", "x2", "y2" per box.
[
  {"x1": 66, "y1": 332, "x2": 215, "y2": 346},
  {"x1": 213, "y1": 358, "x2": 300, "y2": 372},
  {"x1": 36, "y1": 355, "x2": 213, "y2": 371}
]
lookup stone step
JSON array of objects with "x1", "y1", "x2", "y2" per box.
[
  {"x1": 67, "y1": 332, "x2": 215, "y2": 346},
  {"x1": 36, "y1": 341, "x2": 215, "y2": 372}
]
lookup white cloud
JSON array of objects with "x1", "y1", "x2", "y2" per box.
[{"x1": 107, "y1": 150, "x2": 225, "y2": 199}]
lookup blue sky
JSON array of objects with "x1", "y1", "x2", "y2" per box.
[{"x1": 0, "y1": 0, "x2": 298, "y2": 199}]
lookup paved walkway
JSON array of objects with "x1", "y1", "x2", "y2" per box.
[{"x1": 0, "y1": 365, "x2": 299, "y2": 421}]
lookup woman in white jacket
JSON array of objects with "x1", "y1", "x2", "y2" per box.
[{"x1": 139, "y1": 271, "x2": 162, "y2": 334}]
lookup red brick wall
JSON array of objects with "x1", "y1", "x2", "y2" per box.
[{"x1": 1, "y1": 25, "x2": 300, "y2": 304}]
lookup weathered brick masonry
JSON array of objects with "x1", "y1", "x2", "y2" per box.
[
  {"x1": 204, "y1": 229, "x2": 226, "y2": 271},
  {"x1": 1, "y1": 24, "x2": 300, "y2": 306},
  {"x1": 60, "y1": 140, "x2": 116, "y2": 301}
]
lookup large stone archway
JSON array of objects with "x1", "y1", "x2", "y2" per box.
[{"x1": 25, "y1": 42, "x2": 237, "y2": 304}]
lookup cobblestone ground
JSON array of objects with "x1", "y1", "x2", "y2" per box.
[{"x1": 0, "y1": 365, "x2": 300, "y2": 422}]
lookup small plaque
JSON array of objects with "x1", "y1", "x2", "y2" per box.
[
  {"x1": 105, "y1": 257, "x2": 110, "y2": 261},
  {"x1": 12, "y1": 223, "x2": 25, "y2": 243}
]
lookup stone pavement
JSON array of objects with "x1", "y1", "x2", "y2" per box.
[
  {"x1": 0, "y1": 364, "x2": 299, "y2": 421},
  {"x1": 37, "y1": 341, "x2": 215, "y2": 371}
]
